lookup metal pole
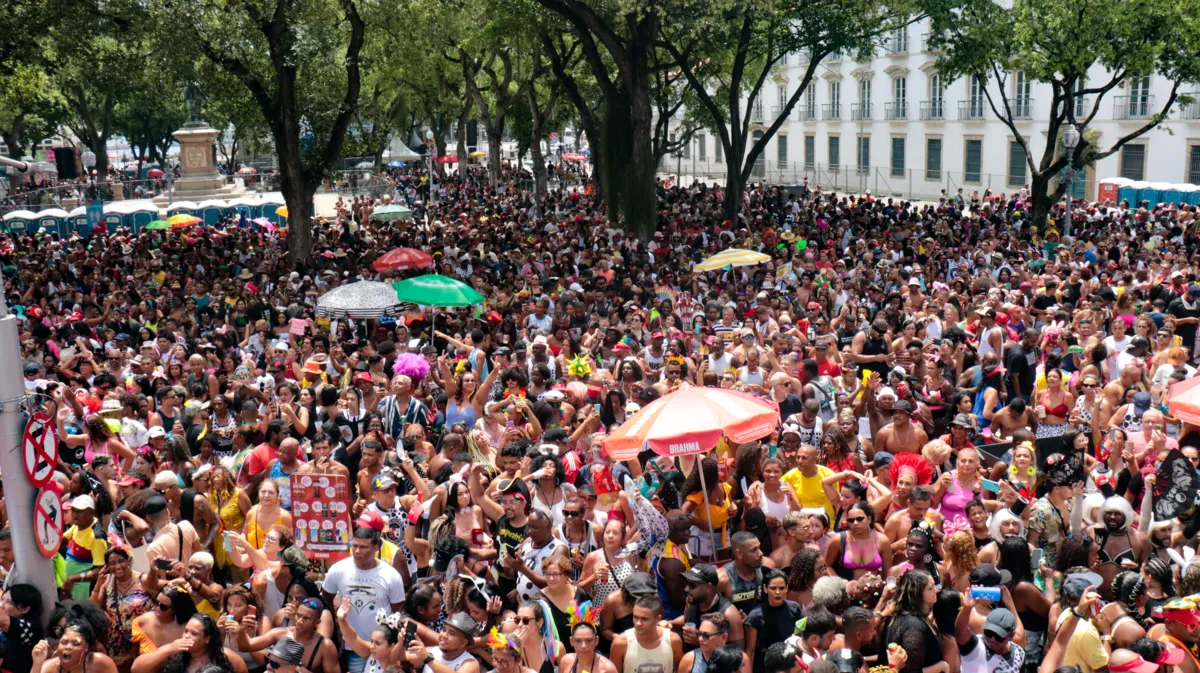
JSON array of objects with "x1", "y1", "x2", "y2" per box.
[
  {"x1": 696, "y1": 453, "x2": 718, "y2": 560},
  {"x1": 0, "y1": 276, "x2": 58, "y2": 619}
]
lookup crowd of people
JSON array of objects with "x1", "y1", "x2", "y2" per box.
[{"x1": 0, "y1": 162, "x2": 1199, "y2": 673}]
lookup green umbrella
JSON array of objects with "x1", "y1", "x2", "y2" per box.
[
  {"x1": 392, "y1": 274, "x2": 484, "y2": 307},
  {"x1": 145, "y1": 220, "x2": 170, "y2": 230},
  {"x1": 371, "y1": 204, "x2": 414, "y2": 221}
]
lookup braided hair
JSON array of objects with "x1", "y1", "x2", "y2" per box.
[
  {"x1": 1110, "y1": 571, "x2": 1152, "y2": 630},
  {"x1": 1144, "y1": 557, "x2": 1177, "y2": 598}
]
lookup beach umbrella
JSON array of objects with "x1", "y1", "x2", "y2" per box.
[
  {"x1": 388, "y1": 161, "x2": 405, "y2": 168},
  {"x1": 252, "y1": 217, "x2": 276, "y2": 232},
  {"x1": 561, "y1": 153, "x2": 586, "y2": 161},
  {"x1": 276, "y1": 206, "x2": 288, "y2": 218},
  {"x1": 693, "y1": 248, "x2": 771, "y2": 272},
  {"x1": 373, "y1": 247, "x2": 433, "y2": 273},
  {"x1": 237, "y1": 167, "x2": 257, "y2": 175},
  {"x1": 469, "y1": 151, "x2": 486, "y2": 158},
  {"x1": 144, "y1": 220, "x2": 170, "y2": 230},
  {"x1": 146, "y1": 168, "x2": 164, "y2": 178},
  {"x1": 391, "y1": 274, "x2": 483, "y2": 307},
  {"x1": 371, "y1": 205, "x2": 414, "y2": 222},
  {"x1": 166, "y1": 214, "x2": 201, "y2": 228},
  {"x1": 437, "y1": 155, "x2": 459, "y2": 164},
  {"x1": 317, "y1": 281, "x2": 413, "y2": 319},
  {"x1": 604, "y1": 386, "x2": 779, "y2": 553}
]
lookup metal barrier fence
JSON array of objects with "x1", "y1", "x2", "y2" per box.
[{"x1": 657, "y1": 159, "x2": 1056, "y2": 203}]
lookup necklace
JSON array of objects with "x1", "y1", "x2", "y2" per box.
[{"x1": 895, "y1": 418, "x2": 910, "y2": 447}]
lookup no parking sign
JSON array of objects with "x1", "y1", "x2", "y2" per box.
[
  {"x1": 23, "y1": 412, "x2": 58, "y2": 487},
  {"x1": 34, "y1": 487, "x2": 63, "y2": 558}
]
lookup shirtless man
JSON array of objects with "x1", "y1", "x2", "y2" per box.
[
  {"x1": 297, "y1": 431, "x2": 350, "y2": 480},
  {"x1": 873, "y1": 400, "x2": 927, "y2": 455},
  {"x1": 1096, "y1": 363, "x2": 1145, "y2": 434},
  {"x1": 768, "y1": 512, "x2": 808, "y2": 569},
  {"x1": 989, "y1": 398, "x2": 1036, "y2": 441},
  {"x1": 884, "y1": 486, "x2": 942, "y2": 553}
]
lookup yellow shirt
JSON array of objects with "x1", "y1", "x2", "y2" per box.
[
  {"x1": 64, "y1": 524, "x2": 106, "y2": 566},
  {"x1": 782, "y1": 465, "x2": 835, "y2": 520},
  {"x1": 1055, "y1": 610, "x2": 1109, "y2": 673}
]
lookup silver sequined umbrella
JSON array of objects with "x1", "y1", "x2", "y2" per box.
[{"x1": 316, "y1": 281, "x2": 413, "y2": 319}]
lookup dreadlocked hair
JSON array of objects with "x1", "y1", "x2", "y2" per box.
[{"x1": 1111, "y1": 571, "x2": 1153, "y2": 630}]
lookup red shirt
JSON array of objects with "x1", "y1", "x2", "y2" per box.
[
  {"x1": 816, "y1": 358, "x2": 842, "y2": 378},
  {"x1": 241, "y1": 442, "x2": 279, "y2": 484}
]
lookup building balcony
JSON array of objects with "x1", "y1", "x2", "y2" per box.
[
  {"x1": 921, "y1": 33, "x2": 941, "y2": 53},
  {"x1": 1074, "y1": 96, "x2": 1088, "y2": 118},
  {"x1": 920, "y1": 100, "x2": 945, "y2": 120},
  {"x1": 770, "y1": 105, "x2": 794, "y2": 121},
  {"x1": 851, "y1": 102, "x2": 872, "y2": 121},
  {"x1": 1178, "y1": 94, "x2": 1200, "y2": 120},
  {"x1": 1114, "y1": 95, "x2": 1154, "y2": 120},
  {"x1": 1012, "y1": 98, "x2": 1033, "y2": 120},
  {"x1": 822, "y1": 103, "x2": 842, "y2": 120},
  {"x1": 801, "y1": 105, "x2": 817, "y2": 121},
  {"x1": 884, "y1": 101, "x2": 908, "y2": 120},
  {"x1": 826, "y1": 50, "x2": 843, "y2": 63},
  {"x1": 959, "y1": 100, "x2": 986, "y2": 121},
  {"x1": 883, "y1": 34, "x2": 908, "y2": 55},
  {"x1": 750, "y1": 106, "x2": 764, "y2": 122}
]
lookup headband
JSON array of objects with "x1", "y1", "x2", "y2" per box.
[
  {"x1": 486, "y1": 627, "x2": 521, "y2": 654},
  {"x1": 1109, "y1": 657, "x2": 1153, "y2": 673}
]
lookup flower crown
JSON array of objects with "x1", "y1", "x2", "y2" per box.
[
  {"x1": 665, "y1": 355, "x2": 685, "y2": 366},
  {"x1": 567, "y1": 601, "x2": 600, "y2": 630},
  {"x1": 486, "y1": 627, "x2": 521, "y2": 653}
]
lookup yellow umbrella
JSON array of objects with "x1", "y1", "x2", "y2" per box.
[
  {"x1": 276, "y1": 206, "x2": 288, "y2": 218},
  {"x1": 693, "y1": 248, "x2": 771, "y2": 272},
  {"x1": 166, "y1": 213, "x2": 201, "y2": 226},
  {"x1": 469, "y1": 151, "x2": 486, "y2": 158}
]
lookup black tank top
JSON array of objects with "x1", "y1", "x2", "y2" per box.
[
  {"x1": 181, "y1": 488, "x2": 198, "y2": 523},
  {"x1": 861, "y1": 335, "x2": 889, "y2": 375},
  {"x1": 724, "y1": 565, "x2": 763, "y2": 615},
  {"x1": 684, "y1": 594, "x2": 733, "y2": 628}
]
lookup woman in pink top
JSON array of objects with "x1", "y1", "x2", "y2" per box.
[
  {"x1": 933, "y1": 447, "x2": 983, "y2": 530},
  {"x1": 60, "y1": 413, "x2": 136, "y2": 473}
]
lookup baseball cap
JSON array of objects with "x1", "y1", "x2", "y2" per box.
[
  {"x1": 681, "y1": 564, "x2": 720, "y2": 586},
  {"x1": 827, "y1": 649, "x2": 865, "y2": 673},
  {"x1": 372, "y1": 473, "x2": 397, "y2": 491},
  {"x1": 281, "y1": 546, "x2": 308, "y2": 569},
  {"x1": 969, "y1": 563, "x2": 1012, "y2": 587},
  {"x1": 143, "y1": 495, "x2": 170, "y2": 515},
  {"x1": 976, "y1": 306, "x2": 997, "y2": 319},
  {"x1": 1062, "y1": 571, "x2": 1105, "y2": 602},
  {"x1": 983, "y1": 607, "x2": 1017, "y2": 639},
  {"x1": 1189, "y1": 285, "x2": 1200, "y2": 297},
  {"x1": 1157, "y1": 597, "x2": 1200, "y2": 625},
  {"x1": 117, "y1": 475, "x2": 145, "y2": 487},
  {"x1": 891, "y1": 399, "x2": 913, "y2": 414},
  {"x1": 70, "y1": 495, "x2": 96, "y2": 511},
  {"x1": 148, "y1": 426, "x2": 166, "y2": 439},
  {"x1": 877, "y1": 387, "x2": 897, "y2": 400},
  {"x1": 872, "y1": 451, "x2": 894, "y2": 468},
  {"x1": 1108, "y1": 652, "x2": 1164, "y2": 673},
  {"x1": 356, "y1": 510, "x2": 386, "y2": 532},
  {"x1": 651, "y1": 331, "x2": 665, "y2": 339},
  {"x1": 952, "y1": 413, "x2": 974, "y2": 428},
  {"x1": 1133, "y1": 391, "x2": 1152, "y2": 414},
  {"x1": 623, "y1": 572, "x2": 658, "y2": 598},
  {"x1": 22, "y1": 362, "x2": 39, "y2": 376},
  {"x1": 1129, "y1": 336, "x2": 1151, "y2": 350}
]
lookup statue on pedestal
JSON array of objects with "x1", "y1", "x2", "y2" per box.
[{"x1": 183, "y1": 83, "x2": 207, "y2": 128}]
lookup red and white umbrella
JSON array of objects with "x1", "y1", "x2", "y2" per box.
[
  {"x1": 437, "y1": 155, "x2": 459, "y2": 164},
  {"x1": 604, "y1": 387, "x2": 779, "y2": 460},
  {"x1": 373, "y1": 247, "x2": 434, "y2": 273},
  {"x1": 146, "y1": 169, "x2": 164, "y2": 177},
  {"x1": 561, "y1": 153, "x2": 586, "y2": 161},
  {"x1": 237, "y1": 167, "x2": 257, "y2": 175}
]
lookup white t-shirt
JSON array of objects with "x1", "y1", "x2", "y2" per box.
[{"x1": 323, "y1": 557, "x2": 407, "y2": 638}]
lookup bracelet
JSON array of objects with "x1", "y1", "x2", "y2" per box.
[{"x1": 1072, "y1": 608, "x2": 1088, "y2": 619}]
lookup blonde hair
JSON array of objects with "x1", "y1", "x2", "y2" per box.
[{"x1": 921, "y1": 440, "x2": 952, "y2": 467}]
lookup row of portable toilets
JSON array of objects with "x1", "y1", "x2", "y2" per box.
[
  {"x1": 0, "y1": 196, "x2": 289, "y2": 237},
  {"x1": 1097, "y1": 179, "x2": 1200, "y2": 209}
]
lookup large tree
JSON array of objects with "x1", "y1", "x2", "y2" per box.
[
  {"x1": 926, "y1": 0, "x2": 1200, "y2": 229},
  {"x1": 166, "y1": 0, "x2": 369, "y2": 261},
  {"x1": 660, "y1": 0, "x2": 912, "y2": 220}
]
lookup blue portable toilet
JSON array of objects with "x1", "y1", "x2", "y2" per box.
[
  {"x1": 1184, "y1": 185, "x2": 1200, "y2": 206},
  {"x1": 1137, "y1": 186, "x2": 1161, "y2": 207},
  {"x1": 167, "y1": 202, "x2": 199, "y2": 217},
  {"x1": 1162, "y1": 186, "x2": 1186, "y2": 206},
  {"x1": 1118, "y1": 184, "x2": 1139, "y2": 205},
  {"x1": 132, "y1": 211, "x2": 155, "y2": 234},
  {"x1": 198, "y1": 200, "x2": 227, "y2": 225},
  {"x1": 2, "y1": 210, "x2": 36, "y2": 233},
  {"x1": 38, "y1": 209, "x2": 69, "y2": 237},
  {"x1": 67, "y1": 207, "x2": 88, "y2": 233}
]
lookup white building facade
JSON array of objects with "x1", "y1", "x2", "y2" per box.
[{"x1": 664, "y1": 19, "x2": 1200, "y2": 202}]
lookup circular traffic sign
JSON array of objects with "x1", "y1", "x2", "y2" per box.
[
  {"x1": 34, "y1": 487, "x2": 64, "y2": 558},
  {"x1": 23, "y1": 412, "x2": 58, "y2": 488}
]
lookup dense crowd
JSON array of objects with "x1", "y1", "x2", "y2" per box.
[{"x1": 0, "y1": 163, "x2": 1199, "y2": 673}]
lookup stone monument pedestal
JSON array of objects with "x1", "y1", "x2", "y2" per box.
[{"x1": 153, "y1": 123, "x2": 245, "y2": 206}]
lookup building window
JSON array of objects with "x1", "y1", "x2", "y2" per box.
[
  {"x1": 777, "y1": 135, "x2": 788, "y2": 168},
  {"x1": 829, "y1": 136, "x2": 840, "y2": 166},
  {"x1": 860, "y1": 78, "x2": 872, "y2": 107},
  {"x1": 805, "y1": 135, "x2": 815, "y2": 170},
  {"x1": 1008, "y1": 140, "x2": 1027, "y2": 186},
  {"x1": 930, "y1": 74, "x2": 943, "y2": 104},
  {"x1": 891, "y1": 137, "x2": 905, "y2": 177},
  {"x1": 670, "y1": 132, "x2": 678, "y2": 158},
  {"x1": 805, "y1": 87, "x2": 816, "y2": 119},
  {"x1": 857, "y1": 136, "x2": 870, "y2": 175},
  {"x1": 698, "y1": 133, "x2": 706, "y2": 161},
  {"x1": 1014, "y1": 72, "x2": 1031, "y2": 118},
  {"x1": 965, "y1": 138, "x2": 982, "y2": 183},
  {"x1": 1121, "y1": 144, "x2": 1146, "y2": 181},
  {"x1": 716, "y1": 139, "x2": 723, "y2": 162},
  {"x1": 926, "y1": 137, "x2": 942, "y2": 180},
  {"x1": 969, "y1": 75, "x2": 985, "y2": 117},
  {"x1": 682, "y1": 135, "x2": 690, "y2": 159},
  {"x1": 1189, "y1": 145, "x2": 1200, "y2": 184},
  {"x1": 830, "y1": 81, "x2": 840, "y2": 110},
  {"x1": 1130, "y1": 76, "x2": 1150, "y2": 115},
  {"x1": 779, "y1": 85, "x2": 787, "y2": 107}
]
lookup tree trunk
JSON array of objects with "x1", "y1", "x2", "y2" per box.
[
  {"x1": 599, "y1": 94, "x2": 632, "y2": 224},
  {"x1": 723, "y1": 163, "x2": 744, "y2": 223},
  {"x1": 1028, "y1": 171, "x2": 1061, "y2": 233},
  {"x1": 623, "y1": 78, "x2": 656, "y2": 241},
  {"x1": 434, "y1": 136, "x2": 447, "y2": 179},
  {"x1": 284, "y1": 182, "x2": 317, "y2": 261},
  {"x1": 456, "y1": 112, "x2": 468, "y2": 181},
  {"x1": 529, "y1": 92, "x2": 548, "y2": 217},
  {"x1": 2, "y1": 125, "x2": 23, "y2": 161},
  {"x1": 487, "y1": 121, "x2": 503, "y2": 186}
]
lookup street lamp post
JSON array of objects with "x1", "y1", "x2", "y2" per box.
[
  {"x1": 425, "y1": 129, "x2": 436, "y2": 207},
  {"x1": 1062, "y1": 124, "x2": 1081, "y2": 238}
]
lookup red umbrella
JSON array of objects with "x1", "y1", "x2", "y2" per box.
[
  {"x1": 146, "y1": 169, "x2": 164, "y2": 177},
  {"x1": 373, "y1": 247, "x2": 434, "y2": 273},
  {"x1": 561, "y1": 153, "x2": 586, "y2": 161},
  {"x1": 437, "y1": 155, "x2": 459, "y2": 164},
  {"x1": 603, "y1": 387, "x2": 779, "y2": 460}
]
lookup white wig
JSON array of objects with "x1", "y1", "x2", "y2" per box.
[
  {"x1": 989, "y1": 507, "x2": 1026, "y2": 541},
  {"x1": 1082, "y1": 492, "x2": 1106, "y2": 528},
  {"x1": 1101, "y1": 495, "x2": 1136, "y2": 532}
]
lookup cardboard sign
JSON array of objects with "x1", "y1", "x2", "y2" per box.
[
  {"x1": 290, "y1": 474, "x2": 352, "y2": 561},
  {"x1": 289, "y1": 318, "x2": 308, "y2": 336},
  {"x1": 1153, "y1": 449, "x2": 1199, "y2": 520},
  {"x1": 34, "y1": 487, "x2": 63, "y2": 558},
  {"x1": 22, "y1": 412, "x2": 58, "y2": 487}
]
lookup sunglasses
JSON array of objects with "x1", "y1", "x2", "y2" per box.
[
  {"x1": 266, "y1": 660, "x2": 285, "y2": 670},
  {"x1": 697, "y1": 632, "x2": 719, "y2": 641},
  {"x1": 845, "y1": 516, "x2": 867, "y2": 523},
  {"x1": 156, "y1": 601, "x2": 172, "y2": 611},
  {"x1": 515, "y1": 617, "x2": 537, "y2": 625},
  {"x1": 563, "y1": 510, "x2": 582, "y2": 518}
]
